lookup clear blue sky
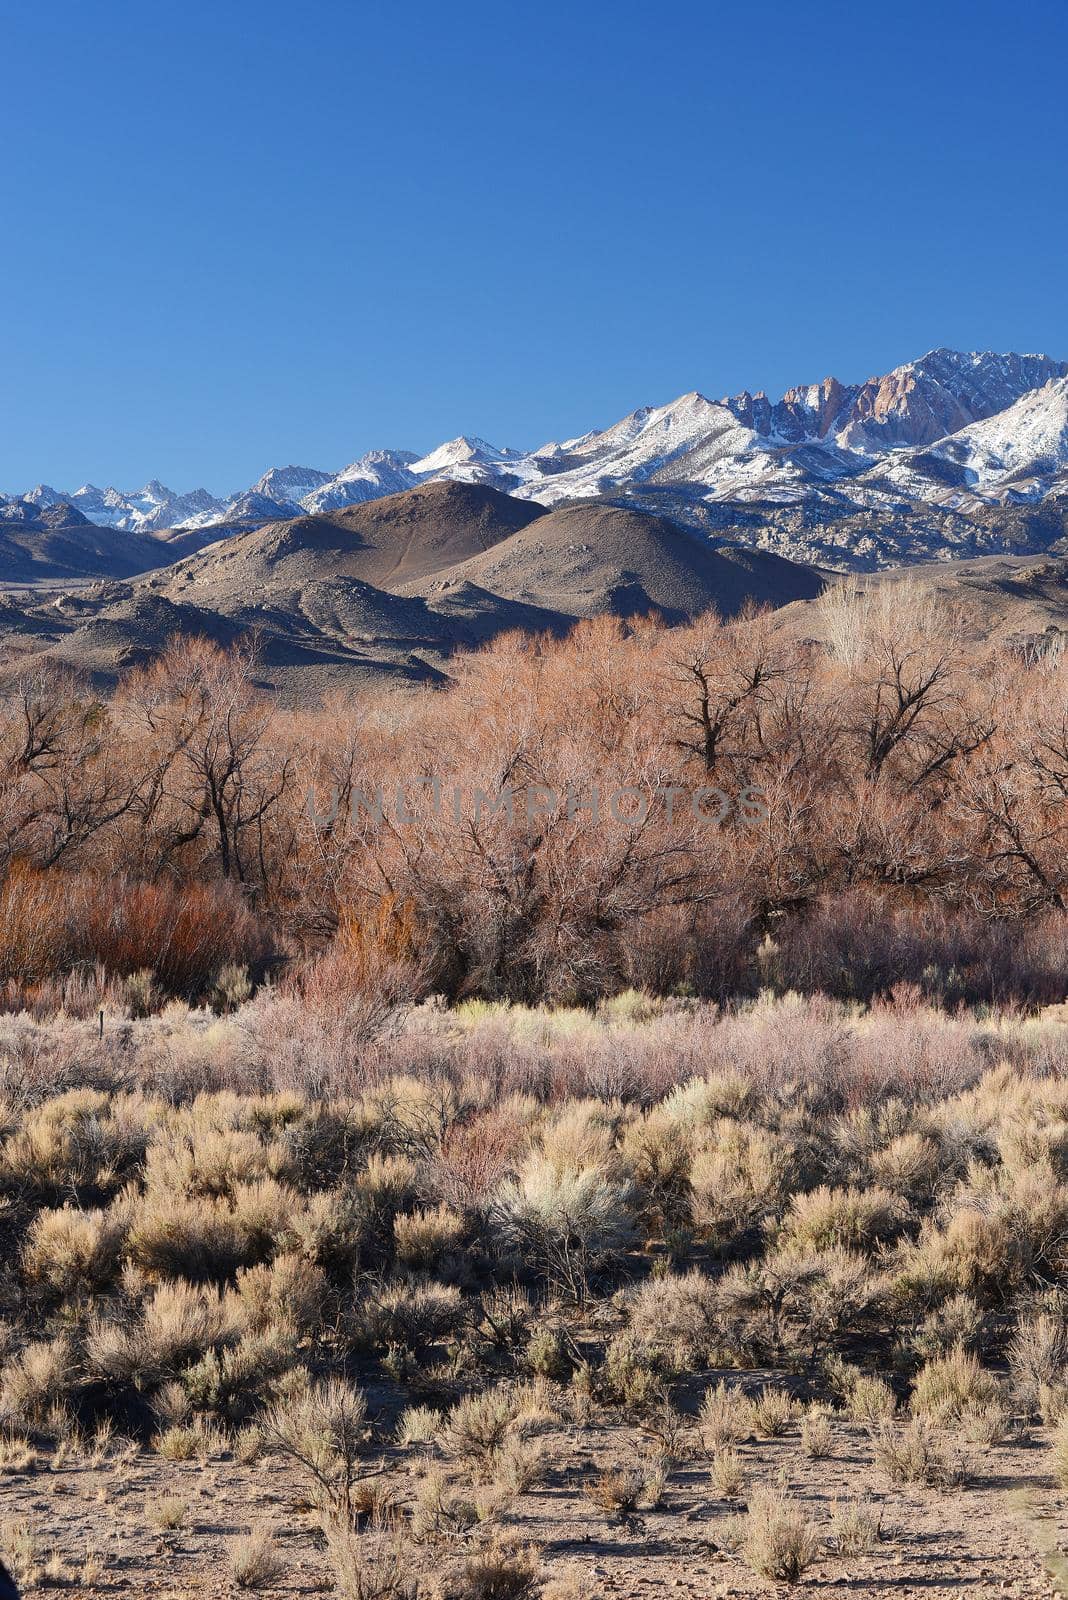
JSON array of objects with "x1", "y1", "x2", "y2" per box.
[{"x1": 3, "y1": 0, "x2": 1067, "y2": 496}]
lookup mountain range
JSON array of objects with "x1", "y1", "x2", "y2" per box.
[
  {"x1": 6, "y1": 349, "x2": 1068, "y2": 576},
  {"x1": 0, "y1": 481, "x2": 826, "y2": 698}
]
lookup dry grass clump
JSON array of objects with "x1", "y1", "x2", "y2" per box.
[
  {"x1": 872, "y1": 1418, "x2": 971, "y2": 1490},
  {"x1": 437, "y1": 1534, "x2": 540, "y2": 1600},
  {"x1": 827, "y1": 1496, "x2": 884, "y2": 1555},
  {"x1": 228, "y1": 1524, "x2": 286, "y2": 1590},
  {"x1": 800, "y1": 1407, "x2": 835, "y2": 1460},
  {"x1": 0, "y1": 1435, "x2": 38, "y2": 1473},
  {"x1": 698, "y1": 1380, "x2": 748, "y2": 1451},
  {"x1": 396, "y1": 1405, "x2": 442, "y2": 1447},
  {"x1": 708, "y1": 1446, "x2": 746, "y2": 1498},
  {"x1": 149, "y1": 1494, "x2": 190, "y2": 1531},
  {"x1": 583, "y1": 1465, "x2": 654, "y2": 1523},
  {"x1": 732, "y1": 1487, "x2": 821, "y2": 1583},
  {"x1": 745, "y1": 1385, "x2": 800, "y2": 1438}
]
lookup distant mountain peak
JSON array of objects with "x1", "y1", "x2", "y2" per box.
[{"x1": 13, "y1": 347, "x2": 1068, "y2": 572}]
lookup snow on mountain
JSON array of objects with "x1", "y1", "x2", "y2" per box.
[
  {"x1": 834, "y1": 348, "x2": 1068, "y2": 451},
  {"x1": 408, "y1": 436, "x2": 524, "y2": 484},
  {"x1": 16, "y1": 351, "x2": 1068, "y2": 570},
  {"x1": 874, "y1": 377, "x2": 1068, "y2": 507},
  {"x1": 252, "y1": 465, "x2": 335, "y2": 504},
  {"x1": 24, "y1": 484, "x2": 67, "y2": 510},
  {"x1": 54, "y1": 481, "x2": 227, "y2": 533},
  {"x1": 511, "y1": 393, "x2": 750, "y2": 503},
  {"x1": 301, "y1": 450, "x2": 420, "y2": 513}
]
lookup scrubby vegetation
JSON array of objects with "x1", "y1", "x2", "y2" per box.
[
  {"x1": 2, "y1": 590, "x2": 1068, "y2": 1591},
  {"x1": 0, "y1": 577, "x2": 1067, "y2": 1018},
  {"x1": 0, "y1": 990, "x2": 1067, "y2": 1590}
]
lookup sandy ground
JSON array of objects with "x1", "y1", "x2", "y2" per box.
[{"x1": 3, "y1": 1413, "x2": 1068, "y2": 1599}]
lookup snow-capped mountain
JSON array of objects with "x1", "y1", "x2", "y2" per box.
[
  {"x1": 871, "y1": 377, "x2": 1068, "y2": 508},
  {"x1": 408, "y1": 436, "x2": 525, "y2": 482},
  {"x1": 301, "y1": 451, "x2": 420, "y2": 513},
  {"x1": 22, "y1": 479, "x2": 226, "y2": 533},
  {"x1": 11, "y1": 350, "x2": 1068, "y2": 572}
]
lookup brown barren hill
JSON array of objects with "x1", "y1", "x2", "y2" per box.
[
  {"x1": 145, "y1": 479, "x2": 548, "y2": 609},
  {"x1": 0, "y1": 483, "x2": 828, "y2": 698},
  {"x1": 403, "y1": 499, "x2": 827, "y2": 620}
]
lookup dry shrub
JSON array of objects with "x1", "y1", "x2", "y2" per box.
[
  {"x1": 360, "y1": 1281, "x2": 465, "y2": 1354},
  {"x1": 394, "y1": 1205, "x2": 465, "y2": 1270},
  {"x1": 709, "y1": 1446, "x2": 746, "y2": 1498},
  {"x1": 699, "y1": 1380, "x2": 748, "y2": 1452},
  {"x1": 22, "y1": 1203, "x2": 127, "y2": 1299},
  {"x1": 828, "y1": 1496, "x2": 884, "y2": 1555},
  {"x1": 778, "y1": 1184, "x2": 902, "y2": 1255},
  {"x1": 583, "y1": 1466, "x2": 648, "y2": 1522},
  {"x1": 872, "y1": 1417, "x2": 971, "y2": 1489},
  {"x1": 909, "y1": 1344, "x2": 1002, "y2": 1425},
  {"x1": 689, "y1": 1118, "x2": 792, "y2": 1251},
  {"x1": 262, "y1": 1378, "x2": 370, "y2": 1524},
  {"x1": 228, "y1": 1524, "x2": 286, "y2": 1590},
  {"x1": 328, "y1": 1526, "x2": 419, "y2": 1600},
  {"x1": 396, "y1": 1405, "x2": 442, "y2": 1447},
  {"x1": 746, "y1": 1385, "x2": 800, "y2": 1438},
  {"x1": 438, "y1": 1534, "x2": 540, "y2": 1600},
  {"x1": 1008, "y1": 1312, "x2": 1068, "y2": 1415},
  {"x1": 0, "y1": 865, "x2": 270, "y2": 1000},
  {"x1": 438, "y1": 1386, "x2": 518, "y2": 1474},
  {"x1": 410, "y1": 1466, "x2": 480, "y2": 1543},
  {"x1": 492, "y1": 1153, "x2": 634, "y2": 1300},
  {"x1": 627, "y1": 1268, "x2": 718, "y2": 1362},
  {"x1": 800, "y1": 1408, "x2": 835, "y2": 1459},
  {"x1": 1, "y1": 1337, "x2": 73, "y2": 1425},
  {"x1": 86, "y1": 1280, "x2": 238, "y2": 1382},
  {"x1": 736, "y1": 1488, "x2": 820, "y2": 1584}
]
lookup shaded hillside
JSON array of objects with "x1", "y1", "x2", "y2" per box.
[
  {"x1": 0, "y1": 482, "x2": 827, "y2": 698},
  {"x1": 403, "y1": 500, "x2": 826, "y2": 620}
]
